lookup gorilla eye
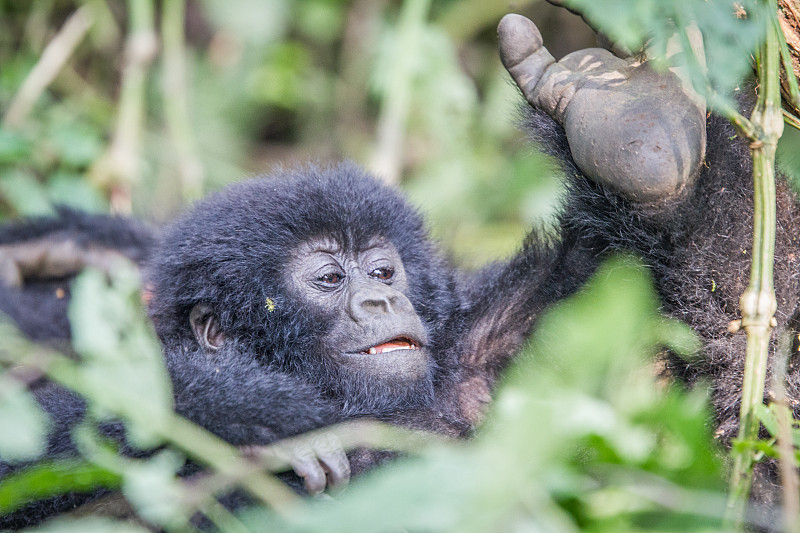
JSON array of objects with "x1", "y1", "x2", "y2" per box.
[
  {"x1": 318, "y1": 272, "x2": 344, "y2": 285},
  {"x1": 370, "y1": 267, "x2": 394, "y2": 281}
]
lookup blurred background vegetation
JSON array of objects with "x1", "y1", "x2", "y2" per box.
[
  {"x1": 0, "y1": 0, "x2": 605, "y2": 269},
  {"x1": 2, "y1": 1, "x2": 800, "y2": 265}
]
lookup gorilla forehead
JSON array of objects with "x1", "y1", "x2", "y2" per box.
[{"x1": 184, "y1": 163, "x2": 429, "y2": 258}]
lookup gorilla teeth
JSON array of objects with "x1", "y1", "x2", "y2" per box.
[
  {"x1": 369, "y1": 346, "x2": 407, "y2": 354},
  {"x1": 366, "y1": 339, "x2": 419, "y2": 355}
]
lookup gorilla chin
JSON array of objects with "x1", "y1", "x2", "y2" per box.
[
  {"x1": 328, "y1": 347, "x2": 436, "y2": 416},
  {"x1": 337, "y1": 343, "x2": 430, "y2": 380}
]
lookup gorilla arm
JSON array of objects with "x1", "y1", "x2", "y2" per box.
[
  {"x1": 493, "y1": 12, "x2": 800, "y2": 464},
  {"x1": 455, "y1": 15, "x2": 703, "y2": 405},
  {"x1": 165, "y1": 346, "x2": 350, "y2": 494},
  {"x1": 455, "y1": 12, "x2": 794, "y2": 432}
]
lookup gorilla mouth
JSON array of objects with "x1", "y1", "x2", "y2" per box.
[{"x1": 362, "y1": 337, "x2": 420, "y2": 355}]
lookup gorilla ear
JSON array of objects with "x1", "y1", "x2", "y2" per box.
[{"x1": 189, "y1": 304, "x2": 225, "y2": 351}]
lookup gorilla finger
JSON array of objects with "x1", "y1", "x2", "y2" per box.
[
  {"x1": 289, "y1": 442, "x2": 327, "y2": 495},
  {"x1": 499, "y1": 14, "x2": 590, "y2": 123},
  {"x1": 312, "y1": 434, "x2": 350, "y2": 489},
  {"x1": 498, "y1": 15, "x2": 559, "y2": 108}
]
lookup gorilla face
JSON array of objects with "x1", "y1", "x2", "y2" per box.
[
  {"x1": 187, "y1": 233, "x2": 436, "y2": 415},
  {"x1": 285, "y1": 236, "x2": 435, "y2": 414},
  {"x1": 288, "y1": 236, "x2": 430, "y2": 374}
]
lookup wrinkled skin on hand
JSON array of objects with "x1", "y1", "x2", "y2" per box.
[
  {"x1": 242, "y1": 431, "x2": 350, "y2": 496},
  {"x1": 498, "y1": 14, "x2": 706, "y2": 203}
]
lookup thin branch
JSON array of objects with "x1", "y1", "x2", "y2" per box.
[
  {"x1": 2, "y1": 6, "x2": 93, "y2": 129},
  {"x1": 90, "y1": 0, "x2": 158, "y2": 214},
  {"x1": 726, "y1": 1, "x2": 784, "y2": 527},
  {"x1": 368, "y1": 0, "x2": 432, "y2": 184},
  {"x1": 161, "y1": 0, "x2": 204, "y2": 201}
]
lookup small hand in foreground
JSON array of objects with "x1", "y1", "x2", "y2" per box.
[{"x1": 243, "y1": 431, "x2": 350, "y2": 496}]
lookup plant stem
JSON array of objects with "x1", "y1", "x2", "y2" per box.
[
  {"x1": 369, "y1": 0, "x2": 431, "y2": 184},
  {"x1": 2, "y1": 5, "x2": 93, "y2": 129},
  {"x1": 161, "y1": 0, "x2": 204, "y2": 201},
  {"x1": 159, "y1": 416, "x2": 300, "y2": 518},
  {"x1": 90, "y1": 0, "x2": 157, "y2": 214},
  {"x1": 726, "y1": 2, "x2": 784, "y2": 527}
]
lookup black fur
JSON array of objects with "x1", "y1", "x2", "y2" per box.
[
  {"x1": 0, "y1": 207, "x2": 153, "y2": 343},
  {"x1": 148, "y1": 164, "x2": 462, "y2": 431},
  {"x1": 525, "y1": 101, "x2": 800, "y2": 507}
]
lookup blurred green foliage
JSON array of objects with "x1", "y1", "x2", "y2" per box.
[
  {"x1": 0, "y1": 0, "x2": 570, "y2": 266},
  {"x1": 1, "y1": 255, "x2": 728, "y2": 532}
]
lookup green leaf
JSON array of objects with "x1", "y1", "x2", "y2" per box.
[
  {"x1": 0, "y1": 377, "x2": 49, "y2": 463},
  {"x1": 248, "y1": 42, "x2": 314, "y2": 109},
  {"x1": 121, "y1": 451, "x2": 185, "y2": 526},
  {"x1": 0, "y1": 460, "x2": 121, "y2": 514},
  {"x1": 0, "y1": 128, "x2": 31, "y2": 164},
  {"x1": 295, "y1": 0, "x2": 344, "y2": 44},
  {"x1": 47, "y1": 172, "x2": 108, "y2": 213},
  {"x1": 563, "y1": 0, "x2": 770, "y2": 106},
  {"x1": 68, "y1": 268, "x2": 172, "y2": 448},
  {"x1": 755, "y1": 402, "x2": 800, "y2": 447},
  {"x1": 48, "y1": 125, "x2": 104, "y2": 169},
  {"x1": 0, "y1": 169, "x2": 53, "y2": 216}
]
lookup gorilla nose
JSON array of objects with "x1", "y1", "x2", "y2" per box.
[
  {"x1": 360, "y1": 296, "x2": 394, "y2": 315},
  {"x1": 348, "y1": 283, "x2": 411, "y2": 322}
]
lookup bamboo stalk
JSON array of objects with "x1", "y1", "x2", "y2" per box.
[
  {"x1": 161, "y1": 0, "x2": 204, "y2": 201},
  {"x1": 725, "y1": 2, "x2": 784, "y2": 527}
]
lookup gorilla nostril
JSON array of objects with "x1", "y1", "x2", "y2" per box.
[{"x1": 361, "y1": 297, "x2": 391, "y2": 315}]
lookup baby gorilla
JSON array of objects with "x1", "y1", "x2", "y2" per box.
[
  {"x1": 149, "y1": 165, "x2": 462, "y2": 431},
  {"x1": 146, "y1": 164, "x2": 564, "y2": 493},
  {"x1": 5, "y1": 8, "x2": 800, "y2": 526}
]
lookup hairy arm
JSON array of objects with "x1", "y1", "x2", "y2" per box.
[
  {"x1": 166, "y1": 347, "x2": 342, "y2": 445},
  {"x1": 495, "y1": 13, "x2": 800, "y2": 449}
]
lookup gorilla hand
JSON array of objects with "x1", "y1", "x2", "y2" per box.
[
  {"x1": 0, "y1": 236, "x2": 133, "y2": 288},
  {"x1": 498, "y1": 14, "x2": 706, "y2": 203},
  {"x1": 243, "y1": 431, "x2": 350, "y2": 496}
]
